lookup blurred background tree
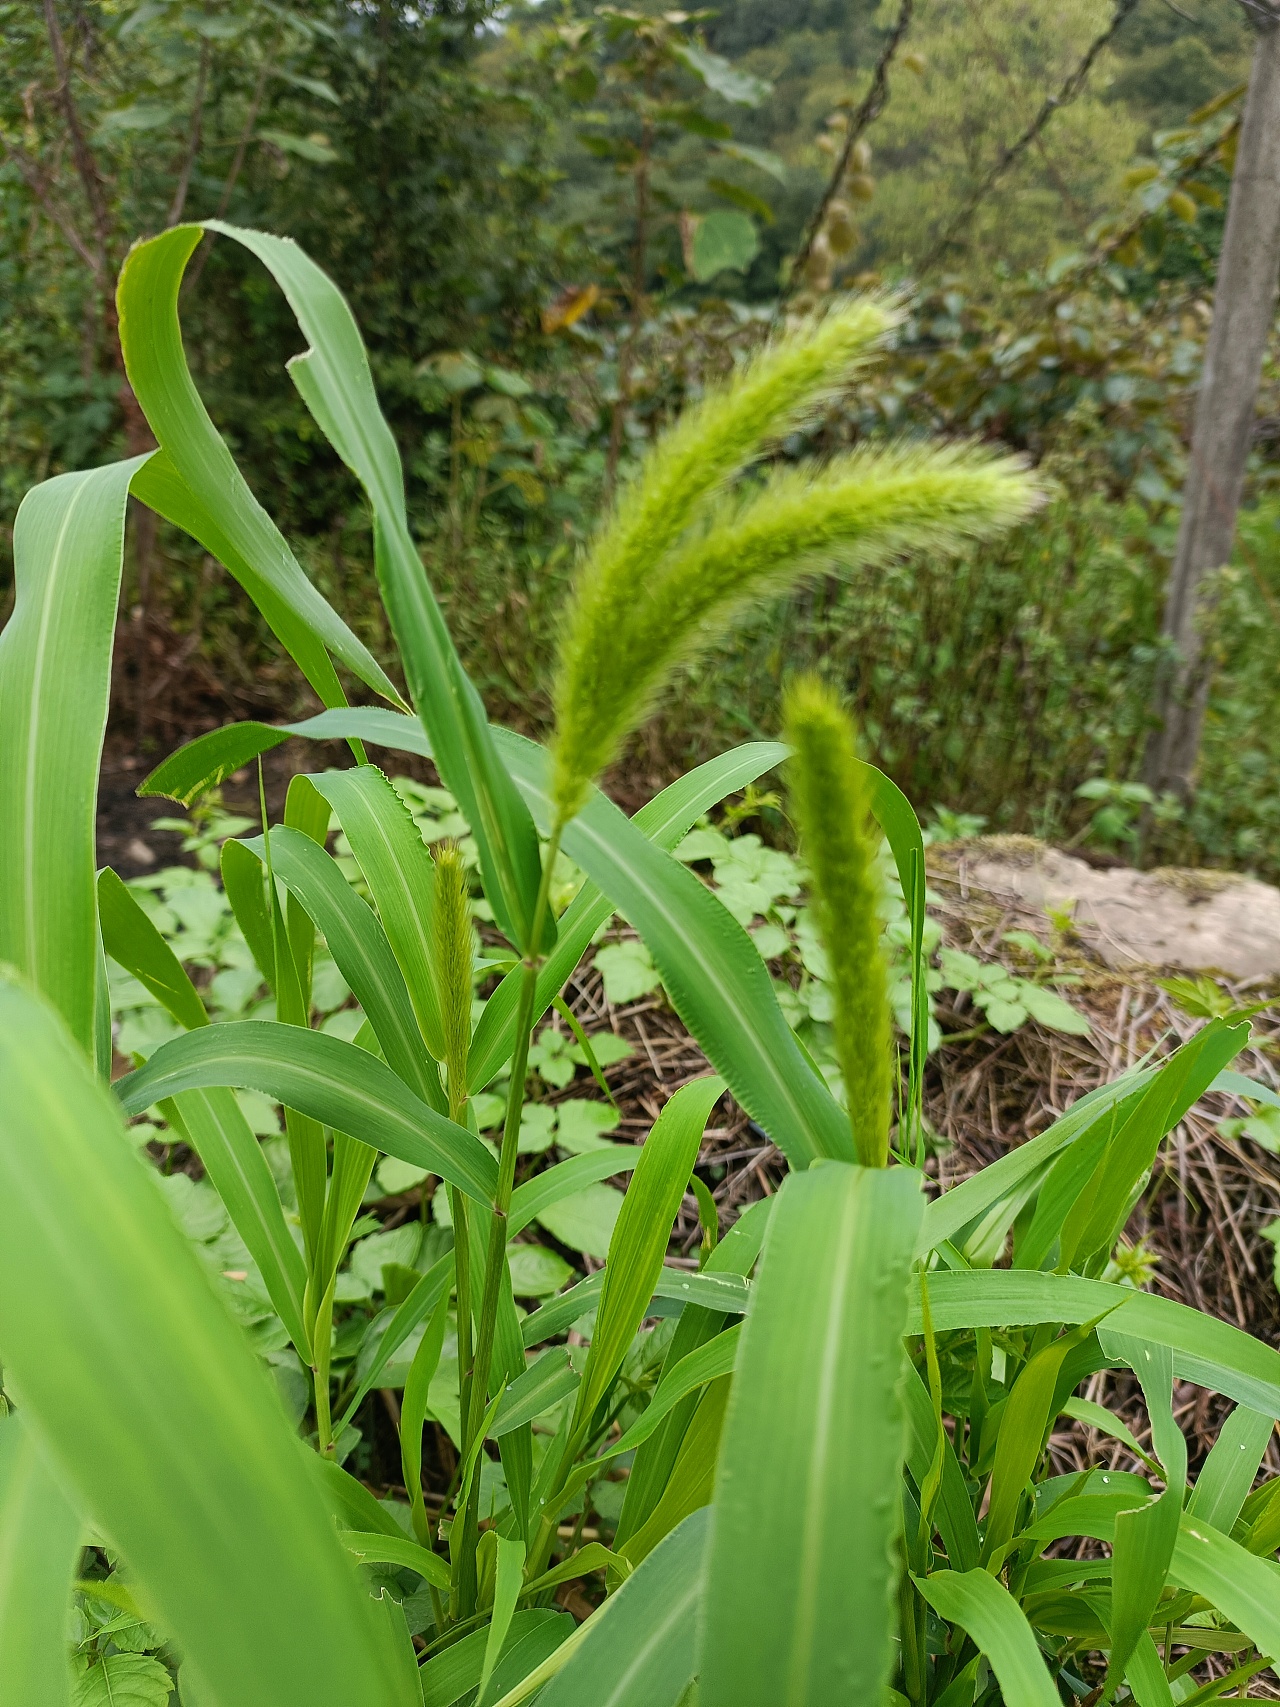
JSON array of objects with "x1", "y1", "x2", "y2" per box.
[{"x1": 3, "y1": 0, "x2": 1280, "y2": 881}]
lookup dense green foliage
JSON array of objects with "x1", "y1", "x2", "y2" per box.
[
  {"x1": 4, "y1": 2, "x2": 1278, "y2": 884},
  {"x1": 2, "y1": 214, "x2": 1280, "y2": 1707}
]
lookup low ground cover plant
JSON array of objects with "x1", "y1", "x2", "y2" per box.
[{"x1": 1, "y1": 223, "x2": 1278, "y2": 1706}]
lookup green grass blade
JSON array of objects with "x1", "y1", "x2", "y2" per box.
[
  {"x1": 161, "y1": 1090, "x2": 310, "y2": 1358},
  {"x1": 863, "y1": 763, "x2": 929, "y2": 1147},
  {"x1": 139, "y1": 719, "x2": 788, "y2": 1089},
  {"x1": 925, "y1": 1068, "x2": 1153, "y2": 1258},
  {"x1": 1062, "y1": 1018, "x2": 1249, "y2": 1269},
  {"x1": 1173, "y1": 1516, "x2": 1280, "y2": 1658},
  {"x1": 219, "y1": 839, "x2": 277, "y2": 989},
  {"x1": 117, "y1": 226, "x2": 400, "y2": 708},
  {"x1": 0, "y1": 458, "x2": 148, "y2": 1057},
  {"x1": 469, "y1": 739, "x2": 789, "y2": 1088},
  {"x1": 901, "y1": 1363, "x2": 981, "y2": 1572},
  {"x1": 337, "y1": 1251, "x2": 455, "y2": 1432},
  {"x1": 494, "y1": 1350, "x2": 580, "y2": 1437},
  {"x1": 339, "y1": 1531, "x2": 451, "y2": 1592},
  {"x1": 115, "y1": 1020, "x2": 498, "y2": 1206},
  {"x1": 525, "y1": 1508, "x2": 709, "y2": 1707},
  {"x1": 508, "y1": 1146, "x2": 641, "y2": 1238},
  {"x1": 98, "y1": 863, "x2": 309, "y2": 1350},
  {"x1": 308, "y1": 766, "x2": 448, "y2": 1066},
  {"x1": 477, "y1": 1536, "x2": 526, "y2": 1707},
  {"x1": 1125, "y1": 1633, "x2": 1177, "y2": 1707},
  {"x1": 401, "y1": 1288, "x2": 451, "y2": 1544},
  {"x1": 141, "y1": 710, "x2": 822, "y2": 1143},
  {"x1": 0, "y1": 1411, "x2": 81, "y2": 1707},
  {"x1": 203, "y1": 222, "x2": 546, "y2": 954},
  {"x1": 574, "y1": 1078, "x2": 724, "y2": 1428},
  {"x1": 615, "y1": 1197, "x2": 770, "y2": 1547},
  {"x1": 424, "y1": 1610, "x2": 574, "y2": 1707},
  {"x1": 1108, "y1": 1490, "x2": 1181, "y2": 1696},
  {"x1": 521, "y1": 1267, "x2": 751, "y2": 1348},
  {"x1": 98, "y1": 868, "x2": 209, "y2": 1029},
  {"x1": 904, "y1": 1270, "x2": 1280, "y2": 1419},
  {"x1": 915, "y1": 1570, "x2": 1059, "y2": 1707},
  {"x1": 1187, "y1": 1405, "x2": 1275, "y2": 1533},
  {"x1": 699, "y1": 1162, "x2": 923, "y2": 1707},
  {"x1": 496, "y1": 730, "x2": 849, "y2": 1165},
  {"x1": 0, "y1": 974, "x2": 412, "y2": 1706},
  {"x1": 240, "y1": 827, "x2": 445, "y2": 1111},
  {"x1": 557, "y1": 1328, "x2": 744, "y2": 1520}
]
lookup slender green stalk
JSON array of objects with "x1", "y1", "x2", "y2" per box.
[
  {"x1": 454, "y1": 827, "x2": 562, "y2": 1617},
  {"x1": 433, "y1": 845, "x2": 477, "y2": 1480}
]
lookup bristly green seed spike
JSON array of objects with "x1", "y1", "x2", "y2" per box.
[
  {"x1": 784, "y1": 678, "x2": 892, "y2": 1168},
  {"x1": 552, "y1": 296, "x2": 896, "y2": 820},
  {"x1": 433, "y1": 843, "x2": 474, "y2": 1116},
  {"x1": 551, "y1": 304, "x2": 1039, "y2": 824}
]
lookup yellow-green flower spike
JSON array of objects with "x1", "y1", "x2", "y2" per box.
[
  {"x1": 431, "y1": 843, "x2": 472, "y2": 1121},
  {"x1": 551, "y1": 295, "x2": 1040, "y2": 827},
  {"x1": 552, "y1": 297, "x2": 898, "y2": 822},
  {"x1": 784, "y1": 678, "x2": 892, "y2": 1169}
]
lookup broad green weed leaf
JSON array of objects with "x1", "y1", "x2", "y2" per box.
[
  {"x1": 0, "y1": 974, "x2": 411, "y2": 1707},
  {"x1": 575, "y1": 1077, "x2": 724, "y2": 1428},
  {"x1": 117, "y1": 226, "x2": 399, "y2": 709},
  {"x1": 699, "y1": 1162, "x2": 922, "y2": 1707},
  {"x1": 915, "y1": 1571, "x2": 1058, "y2": 1707},
  {"x1": 0, "y1": 457, "x2": 148, "y2": 1056},
  {"x1": 72, "y1": 1655, "x2": 172, "y2": 1707},
  {"x1": 0, "y1": 1411, "x2": 81, "y2": 1707},
  {"x1": 115, "y1": 1020, "x2": 498, "y2": 1206}
]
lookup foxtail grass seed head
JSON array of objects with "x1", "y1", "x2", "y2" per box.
[
  {"x1": 432, "y1": 843, "x2": 472, "y2": 1117},
  {"x1": 552, "y1": 296, "x2": 901, "y2": 821},
  {"x1": 784, "y1": 678, "x2": 893, "y2": 1168},
  {"x1": 552, "y1": 300, "x2": 1040, "y2": 823}
]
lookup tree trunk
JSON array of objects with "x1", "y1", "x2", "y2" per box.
[{"x1": 1143, "y1": 10, "x2": 1280, "y2": 801}]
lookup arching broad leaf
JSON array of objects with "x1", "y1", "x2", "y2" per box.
[
  {"x1": 0, "y1": 973, "x2": 412, "y2": 1707},
  {"x1": 0, "y1": 1412, "x2": 81, "y2": 1707},
  {"x1": 114, "y1": 1020, "x2": 498, "y2": 1206},
  {"x1": 699, "y1": 1162, "x2": 922, "y2": 1707},
  {"x1": 0, "y1": 457, "x2": 148, "y2": 1057}
]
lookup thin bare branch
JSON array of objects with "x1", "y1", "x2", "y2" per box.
[
  {"x1": 784, "y1": 0, "x2": 914, "y2": 298},
  {"x1": 917, "y1": 0, "x2": 1142, "y2": 276},
  {"x1": 41, "y1": 0, "x2": 112, "y2": 281},
  {"x1": 167, "y1": 37, "x2": 212, "y2": 227}
]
